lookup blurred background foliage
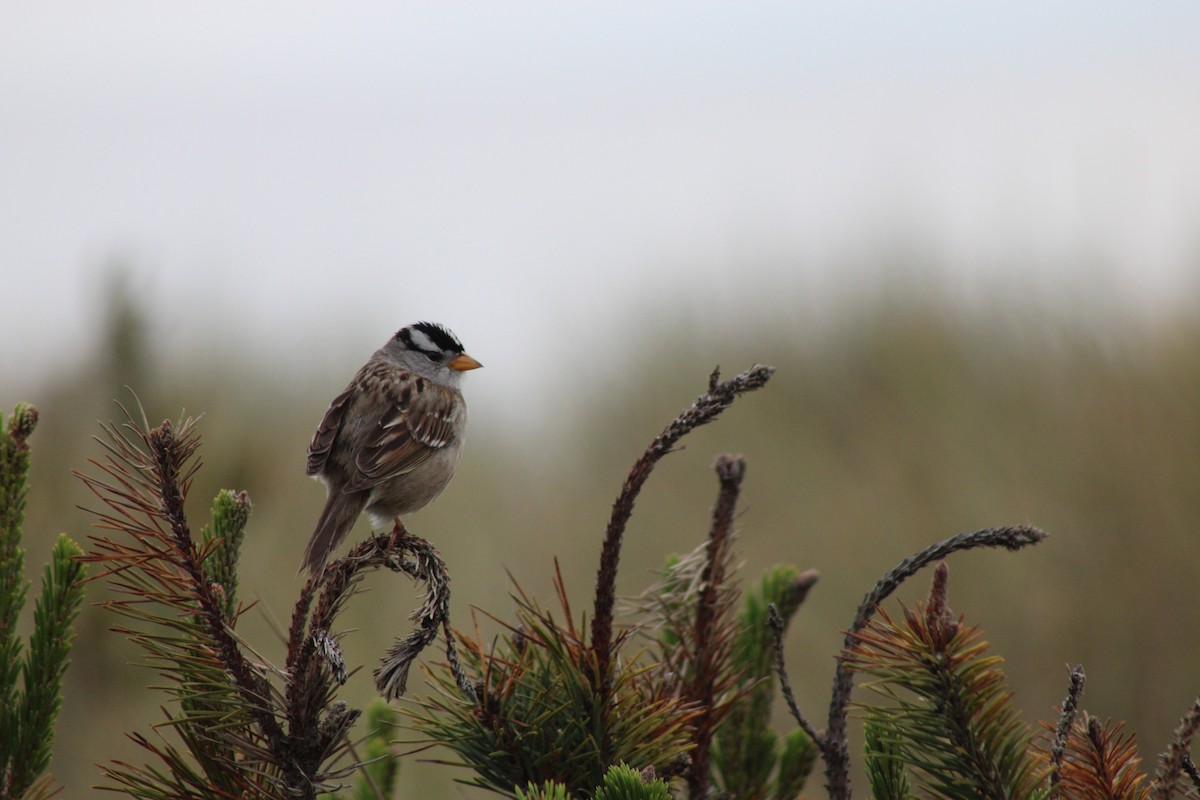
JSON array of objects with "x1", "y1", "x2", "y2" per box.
[{"x1": 6, "y1": 264, "x2": 1198, "y2": 798}]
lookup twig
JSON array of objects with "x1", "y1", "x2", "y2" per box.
[
  {"x1": 768, "y1": 603, "x2": 824, "y2": 749},
  {"x1": 777, "y1": 568, "x2": 820, "y2": 624},
  {"x1": 686, "y1": 454, "x2": 746, "y2": 799},
  {"x1": 590, "y1": 364, "x2": 774, "y2": 680},
  {"x1": 287, "y1": 575, "x2": 319, "y2": 675},
  {"x1": 1152, "y1": 694, "x2": 1200, "y2": 800},
  {"x1": 78, "y1": 415, "x2": 302, "y2": 790},
  {"x1": 1049, "y1": 664, "x2": 1086, "y2": 798},
  {"x1": 822, "y1": 524, "x2": 1047, "y2": 800},
  {"x1": 441, "y1": 617, "x2": 477, "y2": 702},
  {"x1": 371, "y1": 534, "x2": 462, "y2": 701},
  {"x1": 1182, "y1": 755, "x2": 1200, "y2": 794}
]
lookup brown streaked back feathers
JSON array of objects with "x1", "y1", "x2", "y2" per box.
[{"x1": 302, "y1": 362, "x2": 466, "y2": 575}]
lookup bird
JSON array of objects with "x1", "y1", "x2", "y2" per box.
[{"x1": 301, "y1": 321, "x2": 482, "y2": 576}]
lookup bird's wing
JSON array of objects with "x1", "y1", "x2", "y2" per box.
[
  {"x1": 346, "y1": 375, "x2": 462, "y2": 491},
  {"x1": 306, "y1": 384, "x2": 355, "y2": 476}
]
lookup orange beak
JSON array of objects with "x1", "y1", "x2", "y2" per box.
[{"x1": 448, "y1": 353, "x2": 483, "y2": 371}]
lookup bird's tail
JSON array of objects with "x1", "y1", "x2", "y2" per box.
[{"x1": 301, "y1": 491, "x2": 367, "y2": 576}]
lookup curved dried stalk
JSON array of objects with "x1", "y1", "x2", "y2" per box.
[
  {"x1": 591, "y1": 365, "x2": 774, "y2": 679},
  {"x1": 767, "y1": 524, "x2": 1046, "y2": 800}
]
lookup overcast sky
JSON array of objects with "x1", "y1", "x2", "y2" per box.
[{"x1": 3, "y1": 2, "x2": 1199, "y2": 418}]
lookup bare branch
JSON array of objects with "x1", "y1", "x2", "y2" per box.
[
  {"x1": 1152, "y1": 694, "x2": 1200, "y2": 800},
  {"x1": 686, "y1": 454, "x2": 746, "y2": 799},
  {"x1": 823, "y1": 524, "x2": 1047, "y2": 800},
  {"x1": 590, "y1": 364, "x2": 774, "y2": 679},
  {"x1": 768, "y1": 603, "x2": 824, "y2": 750},
  {"x1": 1049, "y1": 664, "x2": 1087, "y2": 798},
  {"x1": 1182, "y1": 755, "x2": 1200, "y2": 794}
]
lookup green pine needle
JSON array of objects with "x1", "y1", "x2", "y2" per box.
[
  {"x1": 773, "y1": 728, "x2": 816, "y2": 800},
  {"x1": 515, "y1": 780, "x2": 570, "y2": 800},
  {"x1": 592, "y1": 763, "x2": 671, "y2": 800},
  {"x1": 200, "y1": 489, "x2": 251, "y2": 621},
  {"x1": 1, "y1": 404, "x2": 35, "y2": 754},
  {"x1": 406, "y1": 589, "x2": 697, "y2": 797},
  {"x1": 1052, "y1": 714, "x2": 1148, "y2": 800},
  {"x1": 320, "y1": 699, "x2": 401, "y2": 800},
  {"x1": 712, "y1": 564, "x2": 817, "y2": 800},
  {"x1": 1, "y1": 407, "x2": 87, "y2": 800},
  {"x1": 865, "y1": 714, "x2": 912, "y2": 800},
  {"x1": 12, "y1": 535, "x2": 87, "y2": 788},
  {"x1": 847, "y1": 581, "x2": 1047, "y2": 800}
]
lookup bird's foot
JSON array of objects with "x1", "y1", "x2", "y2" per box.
[{"x1": 387, "y1": 519, "x2": 410, "y2": 551}]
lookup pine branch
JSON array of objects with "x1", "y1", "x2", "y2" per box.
[
  {"x1": 773, "y1": 728, "x2": 817, "y2": 800},
  {"x1": 769, "y1": 604, "x2": 824, "y2": 751},
  {"x1": 1151, "y1": 695, "x2": 1200, "y2": 800},
  {"x1": 516, "y1": 781, "x2": 570, "y2": 800},
  {"x1": 1056, "y1": 714, "x2": 1148, "y2": 800},
  {"x1": 818, "y1": 525, "x2": 1046, "y2": 799},
  {"x1": 593, "y1": 762, "x2": 673, "y2": 800},
  {"x1": 371, "y1": 533, "x2": 466, "y2": 702},
  {"x1": 590, "y1": 364, "x2": 774, "y2": 680},
  {"x1": 1181, "y1": 756, "x2": 1200, "y2": 794},
  {"x1": 864, "y1": 714, "x2": 911, "y2": 800},
  {"x1": 619, "y1": 457, "x2": 824, "y2": 800},
  {"x1": 710, "y1": 564, "x2": 818, "y2": 800},
  {"x1": 283, "y1": 526, "x2": 474, "y2": 797},
  {"x1": 79, "y1": 407, "x2": 387, "y2": 798},
  {"x1": 684, "y1": 454, "x2": 745, "y2": 799},
  {"x1": 0, "y1": 406, "x2": 35, "y2": 800},
  {"x1": 288, "y1": 526, "x2": 473, "y2": 705},
  {"x1": 10, "y1": 535, "x2": 86, "y2": 795},
  {"x1": 1, "y1": 406, "x2": 87, "y2": 800},
  {"x1": 1049, "y1": 664, "x2": 1086, "y2": 798},
  {"x1": 80, "y1": 404, "x2": 459, "y2": 798},
  {"x1": 79, "y1": 416, "x2": 291, "y2": 770},
  {"x1": 319, "y1": 699, "x2": 399, "y2": 800},
  {"x1": 844, "y1": 562, "x2": 1046, "y2": 800},
  {"x1": 199, "y1": 490, "x2": 252, "y2": 621},
  {"x1": 405, "y1": 573, "x2": 699, "y2": 797}
]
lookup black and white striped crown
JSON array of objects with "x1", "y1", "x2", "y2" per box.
[{"x1": 398, "y1": 321, "x2": 465, "y2": 356}]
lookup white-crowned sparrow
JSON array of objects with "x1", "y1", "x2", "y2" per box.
[{"x1": 301, "y1": 322, "x2": 482, "y2": 575}]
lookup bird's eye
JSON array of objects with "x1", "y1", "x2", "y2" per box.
[{"x1": 424, "y1": 351, "x2": 443, "y2": 363}]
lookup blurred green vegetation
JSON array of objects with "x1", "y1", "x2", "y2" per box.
[{"x1": 6, "y1": 272, "x2": 1199, "y2": 798}]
